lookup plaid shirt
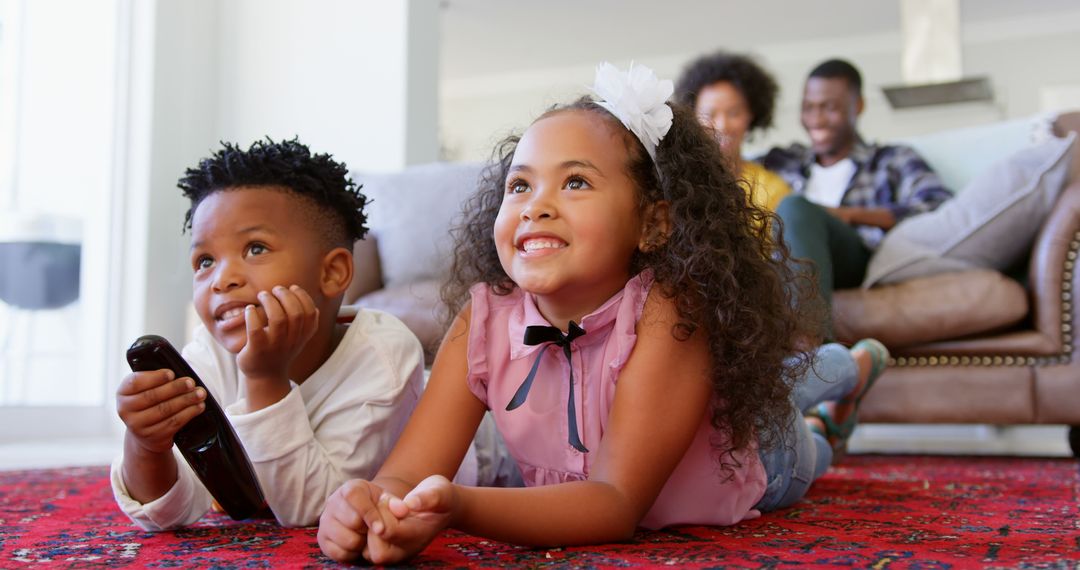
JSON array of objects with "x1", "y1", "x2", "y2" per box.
[{"x1": 757, "y1": 137, "x2": 952, "y2": 249}]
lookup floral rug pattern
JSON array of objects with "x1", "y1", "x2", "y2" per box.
[{"x1": 1, "y1": 455, "x2": 1077, "y2": 568}]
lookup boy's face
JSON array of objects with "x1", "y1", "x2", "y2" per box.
[{"x1": 189, "y1": 186, "x2": 329, "y2": 354}]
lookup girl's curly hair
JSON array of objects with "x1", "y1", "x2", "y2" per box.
[
  {"x1": 178, "y1": 137, "x2": 369, "y2": 249},
  {"x1": 442, "y1": 98, "x2": 823, "y2": 467},
  {"x1": 674, "y1": 51, "x2": 779, "y2": 132}
]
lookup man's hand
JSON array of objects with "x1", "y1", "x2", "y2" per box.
[
  {"x1": 825, "y1": 206, "x2": 855, "y2": 225},
  {"x1": 116, "y1": 369, "x2": 206, "y2": 455},
  {"x1": 236, "y1": 285, "x2": 319, "y2": 407},
  {"x1": 364, "y1": 475, "x2": 458, "y2": 565},
  {"x1": 826, "y1": 206, "x2": 896, "y2": 230}
]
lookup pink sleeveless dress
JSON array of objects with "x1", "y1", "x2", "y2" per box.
[{"x1": 466, "y1": 272, "x2": 766, "y2": 528}]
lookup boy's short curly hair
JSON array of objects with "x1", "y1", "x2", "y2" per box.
[
  {"x1": 674, "y1": 51, "x2": 779, "y2": 132},
  {"x1": 178, "y1": 138, "x2": 369, "y2": 249}
]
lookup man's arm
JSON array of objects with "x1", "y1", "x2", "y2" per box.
[
  {"x1": 827, "y1": 206, "x2": 896, "y2": 230},
  {"x1": 883, "y1": 146, "x2": 952, "y2": 221}
]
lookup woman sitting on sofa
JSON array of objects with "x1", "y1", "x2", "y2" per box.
[{"x1": 675, "y1": 50, "x2": 791, "y2": 211}]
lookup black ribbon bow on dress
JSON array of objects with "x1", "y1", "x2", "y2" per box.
[{"x1": 506, "y1": 321, "x2": 589, "y2": 452}]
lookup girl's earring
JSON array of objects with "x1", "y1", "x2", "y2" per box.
[{"x1": 642, "y1": 234, "x2": 664, "y2": 253}]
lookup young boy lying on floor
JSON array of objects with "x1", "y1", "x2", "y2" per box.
[{"x1": 109, "y1": 138, "x2": 426, "y2": 529}]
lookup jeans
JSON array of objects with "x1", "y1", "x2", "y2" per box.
[{"x1": 754, "y1": 343, "x2": 858, "y2": 512}]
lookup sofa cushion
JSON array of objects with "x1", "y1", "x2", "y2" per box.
[
  {"x1": 898, "y1": 115, "x2": 1038, "y2": 193},
  {"x1": 355, "y1": 279, "x2": 444, "y2": 365},
  {"x1": 863, "y1": 132, "x2": 1077, "y2": 287},
  {"x1": 833, "y1": 269, "x2": 1028, "y2": 349},
  {"x1": 354, "y1": 162, "x2": 484, "y2": 288}
]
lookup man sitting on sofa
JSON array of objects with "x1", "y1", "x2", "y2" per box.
[{"x1": 759, "y1": 58, "x2": 952, "y2": 323}]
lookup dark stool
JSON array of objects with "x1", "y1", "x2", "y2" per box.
[{"x1": 0, "y1": 241, "x2": 82, "y2": 401}]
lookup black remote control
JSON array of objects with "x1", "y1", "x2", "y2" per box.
[{"x1": 126, "y1": 334, "x2": 267, "y2": 520}]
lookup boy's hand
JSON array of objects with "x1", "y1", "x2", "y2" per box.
[
  {"x1": 364, "y1": 475, "x2": 457, "y2": 565},
  {"x1": 318, "y1": 479, "x2": 390, "y2": 563},
  {"x1": 116, "y1": 369, "x2": 206, "y2": 455},
  {"x1": 237, "y1": 284, "x2": 319, "y2": 386}
]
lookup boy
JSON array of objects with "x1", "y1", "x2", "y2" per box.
[{"x1": 111, "y1": 138, "x2": 425, "y2": 529}]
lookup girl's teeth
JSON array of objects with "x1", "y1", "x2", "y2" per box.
[{"x1": 522, "y1": 239, "x2": 566, "y2": 252}]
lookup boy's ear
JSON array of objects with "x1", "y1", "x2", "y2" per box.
[
  {"x1": 320, "y1": 247, "x2": 354, "y2": 298},
  {"x1": 638, "y1": 200, "x2": 671, "y2": 253}
]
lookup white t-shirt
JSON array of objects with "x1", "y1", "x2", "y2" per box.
[
  {"x1": 110, "y1": 306, "x2": 425, "y2": 530},
  {"x1": 803, "y1": 158, "x2": 856, "y2": 208}
]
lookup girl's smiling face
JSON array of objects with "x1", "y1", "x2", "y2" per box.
[
  {"x1": 493, "y1": 110, "x2": 649, "y2": 323},
  {"x1": 189, "y1": 187, "x2": 328, "y2": 353}
]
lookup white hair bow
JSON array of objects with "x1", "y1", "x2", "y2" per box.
[{"x1": 591, "y1": 62, "x2": 674, "y2": 161}]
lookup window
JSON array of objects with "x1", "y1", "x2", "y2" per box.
[
  {"x1": 0, "y1": 0, "x2": 20, "y2": 207},
  {"x1": 0, "y1": 0, "x2": 123, "y2": 441}
]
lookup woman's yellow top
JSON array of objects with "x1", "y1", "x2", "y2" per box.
[{"x1": 741, "y1": 161, "x2": 791, "y2": 212}]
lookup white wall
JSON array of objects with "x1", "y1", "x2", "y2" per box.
[
  {"x1": 216, "y1": 0, "x2": 439, "y2": 173},
  {"x1": 439, "y1": 10, "x2": 1080, "y2": 163},
  {"x1": 113, "y1": 0, "x2": 220, "y2": 395}
]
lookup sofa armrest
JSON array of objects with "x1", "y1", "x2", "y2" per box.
[
  {"x1": 1028, "y1": 178, "x2": 1080, "y2": 347},
  {"x1": 1028, "y1": 114, "x2": 1080, "y2": 348},
  {"x1": 1053, "y1": 111, "x2": 1080, "y2": 187},
  {"x1": 345, "y1": 236, "x2": 383, "y2": 305}
]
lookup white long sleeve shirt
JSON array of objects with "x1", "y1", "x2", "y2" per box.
[{"x1": 110, "y1": 306, "x2": 424, "y2": 530}]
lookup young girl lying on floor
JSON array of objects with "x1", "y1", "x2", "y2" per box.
[{"x1": 317, "y1": 63, "x2": 886, "y2": 564}]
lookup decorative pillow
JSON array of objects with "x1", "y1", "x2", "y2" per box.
[
  {"x1": 863, "y1": 132, "x2": 1077, "y2": 287},
  {"x1": 353, "y1": 162, "x2": 485, "y2": 288},
  {"x1": 833, "y1": 270, "x2": 1028, "y2": 348}
]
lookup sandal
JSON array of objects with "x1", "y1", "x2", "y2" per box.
[
  {"x1": 807, "y1": 338, "x2": 890, "y2": 463},
  {"x1": 849, "y1": 338, "x2": 889, "y2": 398},
  {"x1": 807, "y1": 402, "x2": 857, "y2": 464},
  {"x1": 806, "y1": 417, "x2": 827, "y2": 439}
]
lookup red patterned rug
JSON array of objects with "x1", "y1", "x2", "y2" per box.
[{"x1": 1, "y1": 455, "x2": 1077, "y2": 568}]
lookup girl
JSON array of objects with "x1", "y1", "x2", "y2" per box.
[{"x1": 317, "y1": 63, "x2": 886, "y2": 564}]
